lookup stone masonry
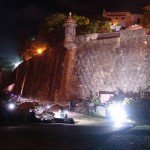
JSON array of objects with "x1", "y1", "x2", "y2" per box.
[
  {"x1": 67, "y1": 29, "x2": 150, "y2": 100},
  {"x1": 10, "y1": 15, "x2": 150, "y2": 102}
]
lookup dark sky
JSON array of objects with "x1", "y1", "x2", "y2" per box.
[{"x1": 0, "y1": 0, "x2": 149, "y2": 62}]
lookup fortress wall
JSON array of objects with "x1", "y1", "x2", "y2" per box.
[
  {"x1": 12, "y1": 29, "x2": 150, "y2": 101},
  {"x1": 116, "y1": 29, "x2": 150, "y2": 92},
  {"x1": 68, "y1": 29, "x2": 150, "y2": 100},
  {"x1": 68, "y1": 35, "x2": 120, "y2": 99},
  {"x1": 14, "y1": 46, "x2": 69, "y2": 102}
]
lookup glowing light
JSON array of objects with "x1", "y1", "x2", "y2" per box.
[
  {"x1": 14, "y1": 62, "x2": 22, "y2": 68},
  {"x1": 144, "y1": 41, "x2": 148, "y2": 45},
  {"x1": 64, "y1": 111, "x2": 69, "y2": 115},
  {"x1": 111, "y1": 19, "x2": 120, "y2": 26},
  {"x1": 8, "y1": 103, "x2": 15, "y2": 110},
  {"x1": 37, "y1": 48, "x2": 43, "y2": 54},
  {"x1": 55, "y1": 110, "x2": 69, "y2": 119},
  {"x1": 46, "y1": 105, "x2": 50, "y2": 109},
  {"x1": 108, "y1": 102, "x2": 127, "y2": 128},
  {"x1": 55, "y1": 111, "x2": 61, "y2": 118},
  {"x1": 36, "y1": 46, "x2": 47, "y2": 55}
]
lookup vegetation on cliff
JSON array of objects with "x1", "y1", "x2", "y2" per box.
[{"x1": 18, "y1": 37, "x2": 48, "y2": 61}]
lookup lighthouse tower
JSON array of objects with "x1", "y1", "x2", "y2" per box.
[{"x1": 63, "y1": 12, "x2": 77, "y2": 50}]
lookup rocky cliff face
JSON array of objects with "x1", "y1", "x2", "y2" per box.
[{"x1": 14, "y1": 46, "x2": 70, "y2": 102}]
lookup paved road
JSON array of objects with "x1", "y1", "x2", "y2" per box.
[
  {"x1": 0, "y1": 123, "x2": 133, "y2": 150},
  {"x1": 69, "y1": 112, "x2": 110, "y2": 126}
]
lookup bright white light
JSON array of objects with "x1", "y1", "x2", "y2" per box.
[
  {"x1": 46, "y1": 105, "x2": 50, "y2": 109},
  {"x1": 64, "y1": 111, "x2": 68, "y2": 115},
  {"x1": 55, "y1": 111, "x2": 61, "y2": 118},
  {"x1": 144, "y1": 41, "x2": 148, "y2": 45},
  {"x1": 14, "y1": 61, "x2": 22, "y2": 68},
  {"x1": 8, "y1": 103, "x2": 15, "y2": 110},
  {"x1": 108, "y1": 102, "x2": 127, "y2": 128},
  {"x1": 55, "y1": 110, "x2": 69, "y2": 119}
]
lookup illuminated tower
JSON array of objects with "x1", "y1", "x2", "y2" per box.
[{"x1": 63, "y1": 12, "x2": 77, "y2": 50}]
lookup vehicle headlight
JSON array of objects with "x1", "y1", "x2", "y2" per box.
[
  {"x1": 64, "y1": 111, "x2": 68, "y2": 115},
  {"x1": 8, "y1": 103, "x2": 15, "y2": 110}
]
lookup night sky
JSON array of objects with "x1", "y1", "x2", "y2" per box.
[{"x1": 0, "y1": 0, "x2": 149, "y2": 62}]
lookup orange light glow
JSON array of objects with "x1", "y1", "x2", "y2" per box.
[
  {"x1": 111, "y1": 19, "x2": 119, "y2": 26},
  {"x1": 36, "y1": 45, "x2": 47, "y2": 55},
  {"x1": 37, "y1": 48, "x2": 43, "y2": 54}
]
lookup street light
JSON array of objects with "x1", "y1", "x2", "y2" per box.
[
  {"x1": 37, "y1": 48, "x2": 43, "y2": 54},
  {"x1": 108, "y1": 102, "x2": 127, "y2": 128}
]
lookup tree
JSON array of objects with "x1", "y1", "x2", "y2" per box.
[
  {"x1": 73, "y1": 14, "x2": 89, "y2": 35},
  {"x1": 38, "y1": 13, "x2": 111, "y2": 41},
  {"x1": 38, "y1": 13, "x2": 90, "y2": 44},
  {"x1": 18, "y1": 36, "x2": 48, "y2": 61},
  {"x1": 19, "y1": 13, "x2": 111, "y2": 60},
  {"x1": 87, "y1": 21, "x2": 111, "y2": 34},
  {"x1": 99, "y1": 21, "x2": 112, "y2": 33},
  {"x1": 38, "y1": 13, "x2": 67, "y2": 46},
  {"x1": 87, "y1": 21, "x2": 101, "y2": 34},
  {"x1": 18, "y1": 35, "x2": 33, "y2": 61},
  {"x1": 19, "y1": 13, "x2": 91, "y2": 60}
]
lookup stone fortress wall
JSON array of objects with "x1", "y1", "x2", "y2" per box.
[
  {"x1": 13, "y1": 46, "x2": 70, "y2": 102},
  {"x1": 67, "y1": 29, "x2": 150, "y2": 100},
  {"x1": 12, "y1": 20, "x2": 150, "y2": 101}
]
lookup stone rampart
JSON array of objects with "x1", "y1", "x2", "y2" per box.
[
  {"x1": 11, "y1": 29, "x2": 150, "y2": 101},
  {"x1": 14, "y1": 46, "x2": 70, "y2": 102},
  {"x1": 67, "y1": 29, "x2": 150, "y2": 100}
]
